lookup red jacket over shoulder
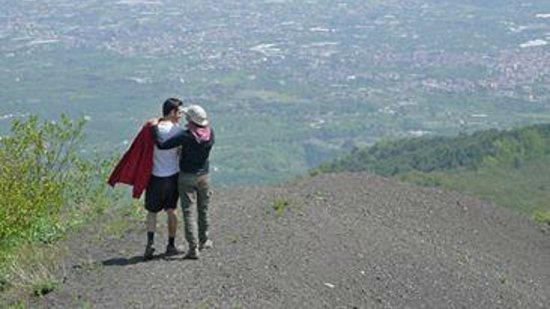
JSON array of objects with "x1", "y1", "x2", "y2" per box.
[{"x1": 107, "y1": 124, "x2": 155, "y2": 198}]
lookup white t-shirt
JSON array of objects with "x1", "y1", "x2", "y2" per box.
[{"x1": 152, "y1": 121, "x2": 180, "y2": 177}]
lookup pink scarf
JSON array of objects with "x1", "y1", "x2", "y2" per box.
[{"x1": 187, "y1": 122, "x2": 211, "y2": 143}]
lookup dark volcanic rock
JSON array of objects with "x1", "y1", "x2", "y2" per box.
[{"x1": 36, "y1": 173, "x2": 550, "y2": 308}]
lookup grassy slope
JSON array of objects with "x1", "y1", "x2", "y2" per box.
[
  {"x1": 406, "y1": 158, "x2": 550, "y2": 220},
  {"x1": 316, "y1": 124, "x2": 550, "y2": 222}
]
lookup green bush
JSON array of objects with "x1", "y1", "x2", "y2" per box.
[
  {"x1": 533, "y1": 210, "x2": 550, "y2": 224},
  {"x1": 272, "y1": 197, "x2": 290, "y2": 218},
  {"x1": 0, "y1": 115, "x2": 113, "y2": 254}
]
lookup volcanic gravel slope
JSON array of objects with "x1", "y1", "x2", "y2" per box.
[{"x1": 36, "y1": 172, "x2": 550, "y2": 308}]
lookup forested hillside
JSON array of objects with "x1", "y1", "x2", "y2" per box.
[{"x1": 314, "y1": 124, "x2": 550, "y2": 222}]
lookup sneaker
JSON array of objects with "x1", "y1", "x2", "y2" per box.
[
  {"x1": 165, "y1": 245, "x2": 180, "y2": 257},
  {"x1": 199, "y1": 239, "x2": 213, "y2": 251},
  {"x1": 184, "y1": 247, "x2": 199, "y2": 260},
  {"x1": 144, "y1": 245, "x2": 155, "y2": 260}
]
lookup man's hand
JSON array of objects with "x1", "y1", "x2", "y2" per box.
[{"x1": 146, "y1": 117, "x2": 160, "y2": 125}]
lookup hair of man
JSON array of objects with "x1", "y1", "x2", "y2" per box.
[{"x1": 162, "y1": 98, "x2": 183, "y2": 117}]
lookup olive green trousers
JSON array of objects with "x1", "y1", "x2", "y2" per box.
[{"x1": 178, "y1": 173, "x2": 211, "y2": 248}]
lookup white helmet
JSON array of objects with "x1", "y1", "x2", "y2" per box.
[{"x1": 182, "y1": 105, "x2": 209, "y2": 126}]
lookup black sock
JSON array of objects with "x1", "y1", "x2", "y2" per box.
[
  {"x1": 147, "y1": 232, "x2": 154, "y2": 246},
  {"x1": 168, "y1": 237, "x2": 175, "y2": 247}
]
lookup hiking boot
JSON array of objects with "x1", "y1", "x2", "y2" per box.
[
  {"x1": 144, "y1": 245, "x2": 155, "y2": 260},
  {"x1": 184, "y1": 247, "x2": 199, "y2": 260},
  {"x1": 165, "y1": 245, "x2": 180, "y2": 257},
  {"x1": 199, "y1": 239, "x2": 213, "y2": 251}
]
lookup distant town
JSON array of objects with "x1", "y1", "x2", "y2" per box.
[{"x1": 1, "y1": 0, "x2": 549, "y2": 183}]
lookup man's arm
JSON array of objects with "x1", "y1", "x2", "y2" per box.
[
  {"x1": 146, "y1": 118, "x2": 160, "y2": 125},
  {"x1": 152, "y1": 125, "x2": 187, "y2": 149}
]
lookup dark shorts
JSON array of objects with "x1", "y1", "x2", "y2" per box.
[{"x1": 145, "y1": 174, "x2": 179, "y2": 213}]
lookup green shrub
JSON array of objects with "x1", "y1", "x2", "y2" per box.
[
  {"x1": 272, "y1": 197, "x2": 290, "y2": 218},
  {"x1": 533, "y1": 210, "x2": 550, "y2": 224},
  {"x1": 0, "y1": 114, "x2": 120, "y2": 303},
  {"x1": 32, "y1": 280, "x2": 58, "y2": 297},
  {"x1": 0, "y1": 115, "x2": 113, "y2": 256}
]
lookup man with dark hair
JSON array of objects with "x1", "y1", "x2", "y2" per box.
[
  {"x1": 143, "y1": 98, "x2": 184, "y2": 259},
  {"x1": 109, "y1": 98, "x2": 185, "y2": 259}
]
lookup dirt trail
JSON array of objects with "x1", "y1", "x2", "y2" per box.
[{"x1": 36, "y1": 173, "x2": 550, "y2": 308}]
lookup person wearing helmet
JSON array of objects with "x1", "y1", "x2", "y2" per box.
[{"x1": 151, "y1": 104, "x2": 215, "y2": 259}]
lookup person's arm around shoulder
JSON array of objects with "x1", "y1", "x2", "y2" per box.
[
  {"x1": 153, "y1": 125, "x2": 188, "y2": 149},
  {"x1": 146, "y1": 118, "x2": 160, "y2": 126}
]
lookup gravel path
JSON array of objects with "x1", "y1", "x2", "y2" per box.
[{"x1": 36, "y1": 173, "x2": 550, "y2": 308}]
